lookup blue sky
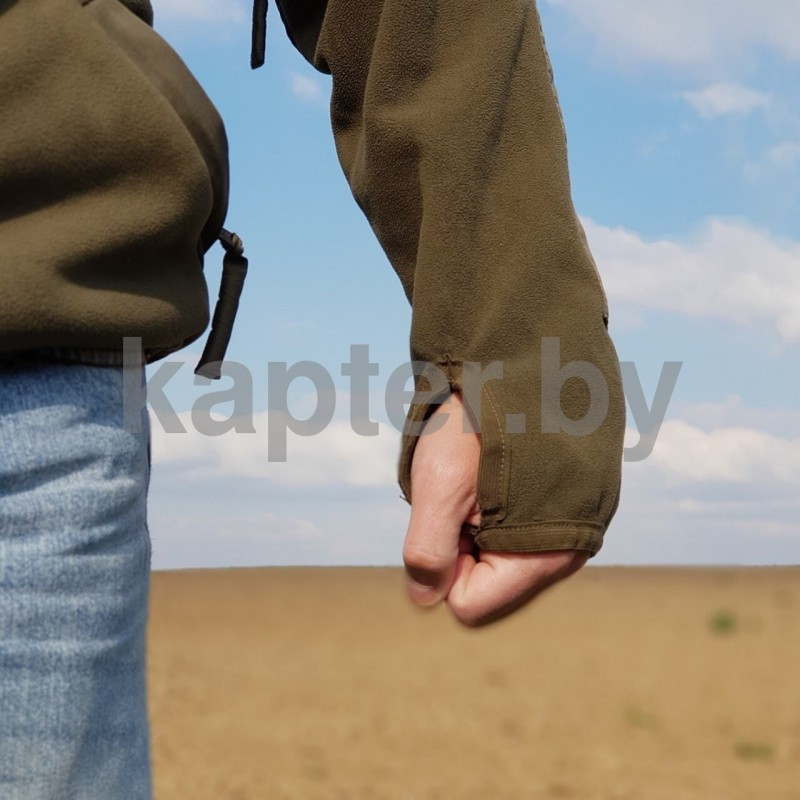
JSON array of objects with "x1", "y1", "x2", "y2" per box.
[{"x1": 145, "y1": 0, "x2": 800, "y2": 568}]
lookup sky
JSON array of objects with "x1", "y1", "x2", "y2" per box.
[{"x1": 144, "y1": 0, "x2": 800, "y2": 568}]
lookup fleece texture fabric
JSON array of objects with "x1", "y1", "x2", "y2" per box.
[
  {"x1": 0, "y1": 0, "x2": 227, "y2": 361},
  {"x1": 1, "y1": 0, "x2": 624, "y2": 555},
  {"x1": 275, "y1": 0, "x2": 626, "y2": 555}
]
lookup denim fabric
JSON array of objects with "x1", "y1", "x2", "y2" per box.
[{"x1": 0, "y1": 359, "x2": 152, "y2": 800}]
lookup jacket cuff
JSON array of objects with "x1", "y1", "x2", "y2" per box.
[
  {"x1": 473, "y1": 522, "x2": 604, "y2": 556},
  {"x1": 397, "y1": 355, "x2": 623, "y2": 559}
]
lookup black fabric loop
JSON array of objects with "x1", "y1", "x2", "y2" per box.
[
  {"x1": 195, "y1": 229, "x2": 249, "y2": 380},
  {"x1": 251, "y1": 0, "x2": 268, "y2": 69}
]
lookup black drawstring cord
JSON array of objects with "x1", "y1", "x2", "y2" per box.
[
  {"x1": 195, "y1": 229, "x2": 249, "y2": 380},
  {"x1": 195, "y1": 4, "x2": 265, "y2": 377},
  {"x1": 251, "y1": 0, "x2": 268, "y2": 69}
]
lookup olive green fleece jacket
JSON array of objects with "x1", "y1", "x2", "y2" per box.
[
  {"x1": 0, "y1": 0, "x2": 624, "y2": 555},
  {"x1": 0, "y1": 0, "x2": 227, "y2": 362},
  {"x1": 277, "y1": 0, "x2": 625, "y2": 555}
]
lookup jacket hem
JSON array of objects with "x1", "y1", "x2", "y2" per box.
[
  {"x1": 1, "y1": 347, "x2": 125, "y2": 367},
  {"x1": 473, "y1": 522, "x2": 604, "y2": 557}
]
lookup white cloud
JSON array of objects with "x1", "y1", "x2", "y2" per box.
[
  {"x1": 148, "y1": 490, "x2": 409, "y2": 568},
  {"x1": 145, "y1": 391, "x2": 800, "y2": 566},
  {"x1": 743, "y1": 140, "x2": 800, "y2": 180},
  {"x1": 601, "y1": 399, "x2": 800, "y2": 564},
  {"x1": 542, "y1": 0, "x2": 800, "y2": 69},
  {"x1": 585, "y1": 216, "x2": 800, "y2": 341},
  {"x1": 150, "y1": 409, "x2": 400, "y2": 488},
  {"x1": 154, "y1": 0, "x2": 246, "y2": 22},
  {"x1": 648, "y1": 420, "x2": 800, "y2": 486},
  {"x1": 289, "y1": 71, "x2": 324, "y2": 103},
  {"x1": 673, "y1": 396, "x2": 800, "y2": 439},
  {"x1": 767, "y1": 141, "x2": 800, "y2": 169},
  {"x1": 681, "y1": 83, "x2": 770, "y2": 119}
]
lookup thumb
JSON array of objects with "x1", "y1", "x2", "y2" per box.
[
  {"x1": 403, "y1": 486, "x2": 481, "y2": 607},
  {"x1": 402, "y1": 499, "x2": 465, "y2": 608},
  {"x1": 402, "y1": 395, "x2": 481, "y2": 608}
]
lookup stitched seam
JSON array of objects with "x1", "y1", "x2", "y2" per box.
[
  {"x1": 479, "y1": 521, "x2": 604, "y2": 532},
  {"x1": 485, "y1": 382, "x2": 506, "y2": 518}
]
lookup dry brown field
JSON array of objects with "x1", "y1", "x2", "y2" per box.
[{"x1": 147, "y1": 566, "x2": 800, "y2": 800}]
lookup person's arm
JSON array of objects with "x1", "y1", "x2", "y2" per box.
[{"x1": 274, "y1": 0, "x2": 625, "y2": 624}]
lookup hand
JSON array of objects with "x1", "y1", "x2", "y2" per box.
[{"x1": 402, "y1": 391, "x2": 588, "y2": 627}]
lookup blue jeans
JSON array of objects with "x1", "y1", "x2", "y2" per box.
[{"x1": 0, "y1": 359, "x2": 152, "y2": 800}]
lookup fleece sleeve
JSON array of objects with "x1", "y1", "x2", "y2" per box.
[{"x1": 275, "y1": 0, "x2": 626, "y2": 556}]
